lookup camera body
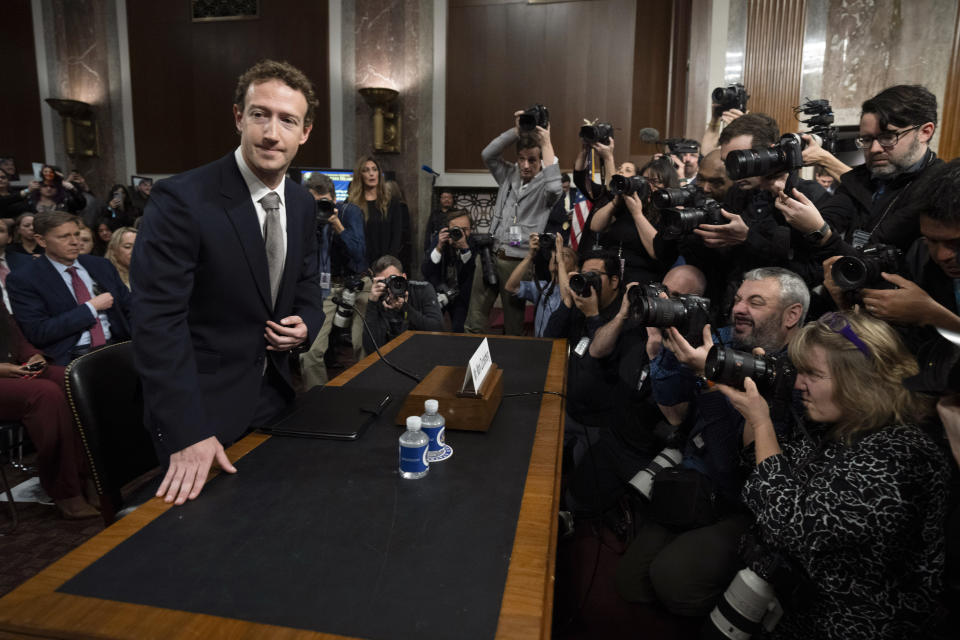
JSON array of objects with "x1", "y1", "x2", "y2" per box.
[
  {"x1": 831, "y1": 243, "x2": 902, "y2": 291},
  {"x1": 472, "y1": 233, "x2": 499, "y2": 287},
  {"x1": 384, "y1": 274, "x2": 408, "y2": 299},
  {"x1": 725, "y1": 133, "x2": 806, "y2": 181},
  {"x1": 316, "y1": 198, "x2": 335, "y2": 226},
  {"x1": 448, "y1": 226, "x2": 465, "y2": 242},
  {"x1": 660, "y1": 199, "x2": 727, "y2": 240},
  {"x1": 704, "y1": 346, "x2": 796, "y2": 396},
  {"x1": 609, "y1": 174, "x2": 650, "y2": 199},
  {"x1": 435, "y1": 283, "x2": 459, "y2": 310},
  {"x1": 518, "y1": 104, "x2": 549, "y2": 131},
  {"x1": 333, "y1": 275, "x2": 365, "y2": 329},
  {"x1": 666, "y1": 138, "x2": 699, "y2": 156},
  {"x1": 712, "y1": 83, "x2": 749, "y2": 113},
  {"x1": 630, "y1": 293, "x2": 711, "y2": 346},
  {"x1": 579, "y1": 122, "x2": 614, "y2": 145},
  {"x1": 568, "y1": 271, "x2": 603, "y2": 298}
]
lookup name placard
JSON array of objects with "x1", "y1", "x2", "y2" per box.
[{"x1": 461, "y1": 338, "x2": 493, "y2": 395}]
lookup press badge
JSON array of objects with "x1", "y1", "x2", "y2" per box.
[
  {"x1": 508, "y1": 225, "x2": 523, "y2": 247},
  {"x1": 852, "y1": 229, "x2": 871, "y2": 249},
  {"x1": 574, "y1": 336, "x2": 591, "y2": 357},
  {"x1": 320, "y1": 271, "x2": 331, "y2": 289}
]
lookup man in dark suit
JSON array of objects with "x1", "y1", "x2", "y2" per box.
[
  {"x1": 7, "y1": 211, "x2": 131, "y2": 365},
  {"x1": 131, "y1": 59, "x2": 324, "y2": 505}
]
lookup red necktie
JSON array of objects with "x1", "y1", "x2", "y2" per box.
[{"x1": 66, "y1": 266, "x2": 106, "y2": 347}]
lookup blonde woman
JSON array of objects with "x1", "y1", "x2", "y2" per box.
[{"x1": 105, "y1": 226, "x2": 137, "y2": 289}]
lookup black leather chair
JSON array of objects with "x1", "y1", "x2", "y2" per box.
[{"x1": 65, "y1": 341, "x2": 158, "y2": 524}]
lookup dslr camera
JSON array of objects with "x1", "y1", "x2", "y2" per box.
[
  {"x1": 448, "y1": 226, "x2": 465, "y2": 242},
  {"x1": 579, "y1": 122, "x2": 614, "y2": 145},
  {"x1": 384, "y1": 274, "x2": 408, "y2": 299},
  {"x1": 724, "y1": 133, "x2": 808, "y2": 181},
  {"x1": 609, "y1": 175, "x2": 650, "y2": 199},
  {"x1": 315, "y1": 198, "x2": 335, "y2": 226},
  {"x1": 518, "y1": 104, "x2": 549, "y2": 131},
  {"x1": 712, "y1": 83, "x2": 749, "y2": 114},
  {"x1": 628, "y1": 291, "x2": 711, "y2": 346},
  {"x1": 568, "y1": 271, "x2": 604, "y2": 298},
  {"x1": 653, "y1": 186, "x2": 728, "y2": 239},
  {"x1": 333, "y1": 275, "x2": 365, "y2": 329},
  {"x1": 472, "y1": 233, "x2": 499, "y2": 287},
  {"x1": 435, "y1": 283, "x2": 459, "y2": 310},
  {"x1": 830, "y1": 243, "x2": 902, "y2": 291},
  {"x1": 704, "y1": 346, "x2": 796, "y2": 396}
]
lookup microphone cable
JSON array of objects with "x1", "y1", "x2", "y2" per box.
[{"x1": 331, "y1": 295, "x2": 422, "y2": 384}]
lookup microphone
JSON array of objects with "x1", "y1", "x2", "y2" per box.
[
  {"x1": 421, "y1": 164, "x2": 440, "y2": 177},
  {"x1": 639, "y1": 128, "x2": 663, "y2": 144}
]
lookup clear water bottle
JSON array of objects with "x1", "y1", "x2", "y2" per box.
[
  {"x1": 399, "y1": 416, "x2": 429, "y2": 479},
  {"x1": 420, "y1": 399, "x2": 448, "y2": 462}
]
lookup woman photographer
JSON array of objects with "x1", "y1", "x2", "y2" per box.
[
  {"x1": 586, "y1": 156, "x2": 679, "y2": 285},
  {"x1": 718, "y1": 311, "x2": 949, "y2": 639}
]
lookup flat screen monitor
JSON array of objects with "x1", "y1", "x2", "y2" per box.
[{"x1": 293, "y1": 168, "x2": 353, "y2": 203}]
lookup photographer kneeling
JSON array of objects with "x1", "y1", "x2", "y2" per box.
[
  {"x1": 363, "y1": 255, "x2": 443, "y2": 353},
  {"x1": 716, "y1": 311, "x2": 949, "y2": 639}
]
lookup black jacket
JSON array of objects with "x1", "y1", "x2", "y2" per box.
[{"x1": 362, "y1": 280, "x2": 444, "y2": 352}]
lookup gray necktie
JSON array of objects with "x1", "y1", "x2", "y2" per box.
[{"x1": 260, "y1": 191, "x2": 285, "y2": 307}]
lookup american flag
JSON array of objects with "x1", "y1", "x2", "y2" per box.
[{"x1": 569, "y1": 189, "x2": 592, "y2": 251}]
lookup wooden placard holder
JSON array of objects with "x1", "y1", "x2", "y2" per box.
[{"x1": 395, "y1": 364, "x2": 503, "y2": 432}]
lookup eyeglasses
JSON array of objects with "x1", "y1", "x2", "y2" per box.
[
  {"x1": 819, "y1": 312, "x2": 872, "y2": 358},
  {"x1": 854, "y1": 124, "x2": 921, "y2": 150}
]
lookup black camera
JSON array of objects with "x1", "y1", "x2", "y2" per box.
[
  {"x1": 579, "y1": 122, "x2": 613, "y2": 145},
  {"x1": 384, "y1": 274, "x2": 408, "y2": 298},
  {"x1": 316, "y1": 198, "x2": 335, "y2": 226},
  {"x1": 725, "y1": 133, "x2": 805, "y2": 181},
  {"x1": 704, "y1": 346, "x2": 796, "y2": 396},
  {"x1": 831, "y1": 244, "x2": 902, "y2": 291},
  {"x1": 448, "y1": 226, "x2": 464, "y2": 242},
  {"x1": 472, "y1": 233, "x2": 498, "y2": 287},
  {"x1": 659, "y1": 200, "x2": 727, "y2": 239},
  {"x1": 795, "y1": 98, "x2": 838, "y2": 153},
  {"x1": 609, "y1": 175, "x2": 650, "y2": 199},
  {"x1": 666, "y1": 138, "x2": 699, "y2": 156},
  {"x1": 568, "y1": 271, "x2": 603, "y2": 298},
  {"x1": 538, "y1": 232, "x2": 556, "y2": 248},
  {"x1": 436, "y1": 283, "x2": 459, "y2": 310},
  {"x1": 630, "y1": 293, "x2": 711, "y2": 346},
  {"x1": 712, "y1": 83, "x2": 749, "y2": 114},
  {"x1": 652, "y1": 185, "x2": 699, "y2": 209},
  {"x1": 518, "y1": 104, "x2": 549, "y2": 131},
  {"x1": 332, "y1": 275, "x2": 365, "y2": 329},
  {"x1": 625, "y1": 282, "x2": 668, "y2": 309}
]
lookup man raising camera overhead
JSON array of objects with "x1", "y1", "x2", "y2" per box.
[{"x1": 465, "y1": 106, "x2": 562, "y2": 336}]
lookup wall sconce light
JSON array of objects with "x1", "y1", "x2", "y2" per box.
[
  {"x1": 359, "y1": 87, "x2": 401, "y2": 154},
  {"x1": 45, "y1": 98, "x2": 100, "y2": 158}
]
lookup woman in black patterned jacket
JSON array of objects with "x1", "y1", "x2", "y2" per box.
[{"x1": 718, "y1": 310, "x2": 949, "y2": 639}]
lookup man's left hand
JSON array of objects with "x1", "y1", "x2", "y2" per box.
[
  {"x1": 265, "y1": 315, "x2": 308, "y2": 351},
  {"x1": 572, "y1": 288, "x2": 599, "y2": 317},
  {"x1": 861, "y1": 273, "x2": 940, "y2": 325},
  {"x1": 383, "y1": 292, "x2": 408, "y2": 311},
  {"x1": 775, "y1": 188, "x2": 825, "y2": 234}
]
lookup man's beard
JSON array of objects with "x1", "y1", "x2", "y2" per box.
[
  {"x1": 732, "y1": 311, "x2": 784, "y2": 353},
  {"x1": 869, "y1": 135, "x2": 923, "y2": 179}
]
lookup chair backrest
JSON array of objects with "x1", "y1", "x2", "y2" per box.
[{"x1": 65, "y1": 341, "x2": 158, "y2": 516}]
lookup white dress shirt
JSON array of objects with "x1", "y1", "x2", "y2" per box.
[{"x1": 46, "y1": 255, "x2": 112, "y2": 347}]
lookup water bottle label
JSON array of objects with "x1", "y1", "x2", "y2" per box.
[
  {"x1": 422, "y1": 425, "x2": 446, "y2": 452},
  {"x1": 399, "y1": 444, "x2": 429, "y2": 473}
]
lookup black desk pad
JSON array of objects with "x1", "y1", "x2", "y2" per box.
[{"x1": 59, "y1": 335, "x2": 555, "y2": 640}]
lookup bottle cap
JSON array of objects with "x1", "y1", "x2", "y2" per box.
[
  {"x1": 406, "y1": 416, "x2": 422, "y2": 431},
  {"x1": 424, "y1": 399, "x2": 439, "y2": 413}
]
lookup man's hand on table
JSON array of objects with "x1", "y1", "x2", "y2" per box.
[{"x1": 157, "y1": 435, "x2": 237, "y2": 504}]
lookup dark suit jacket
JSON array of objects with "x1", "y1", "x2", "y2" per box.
[
  {"x1": 131, "y1": 152, "x2": 323, "y2": 456},
  {"x1": 6, "y1": 254, "x2": 132, "y2": 365},
  {"x1": 3, "y1": 250, "x2": 32, "y2": 272}
]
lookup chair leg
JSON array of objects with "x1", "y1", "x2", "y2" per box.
[{"x1": 0, "y1": 463, "x2": 19, "y2": 534}]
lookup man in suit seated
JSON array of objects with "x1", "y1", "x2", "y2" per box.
[
  {"x1": 131, "y1": 59, "x2": 324, "y2": 505},
  {"x1": 363, "y1": 255, "x2": 443, "y2": 353},
  {"x1": 6, "y1": 211, "x2": 131, "y2": 365}
]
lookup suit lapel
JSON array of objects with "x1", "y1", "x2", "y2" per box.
[
  {"x1": 277, "y1": 178, "x2": 303, "y2": 308},
  {"x1": 37, "y1": 258, "x2": 78, "y2": 311},
  {"x1": 220, "y1": 158, "x2": 272, "y2": 311}
]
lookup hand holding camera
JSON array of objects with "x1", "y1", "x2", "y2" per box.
[
  {"x1": 566, "y1": 271, "x2": 600, "y2": 317},
  {"x1": 693, "y1": 209, "x2": 749, "y2": 247},
  {"x1": 662, "y1": 323, "x2": 714, "y2": 377},
  {"x1": 527, "y1": 232, "x2": 540, "y2": 257},
  {"x1": 773, "y1": 187, "x2": 826, "y2": 234}
]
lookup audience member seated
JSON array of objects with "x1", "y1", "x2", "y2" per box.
[
  {"x1": 105, "y1": 226, "x2": 137, "y2": 290},
  {"x1": 465, "y1": 109, "x2": 560, "y2": 336},
  {"x1": 0, "y1": 301, "x2": 98, "y2": 518},
  {"x1": 300, "y1": 174, "x2": 367, "y2": 389},
  {"x1": 718, "y1": 310, "x2": 948, "y2": 639},
  {"x1": 7, "y1": 211, "x2": 131, "y2": 365},
  {"x1": 0, "y1": 157, "x2": 18, "y2": 184},
  {"x1": 503, "y1": 232, "x2": 576, "y2": 338},
  {"x1": 616, "y1": 267, "x2": 808, "y2": 617},
  {"x1": 422, "y1": 208, "x2": 476, "y2": 333},
  {"x1": 0, "y1": 220, "x2": 31, "y2": 312},
  {"x1": 76, "y1": 223, "x2": 94, "y2": 255},
  {"x1": 8, "y1": 213, "x2": 42, "y2": 257},
  {"x1": 101, "y1": 184, "x2": 140, "y2": 228},
  {"x1": 362, "y1": 255, "x2": 443, "y2": 353},
  {"x1": 92, "y1": 218, "x2": 113, "y2": 257},
  {"x1": 29, "y1": 177, "x2": 85, "y2": 215},
  {"x1": 0, "y1": 171, "x2": 30, "y2": 219},
  {"x1": 423, "y1": 189, "x2": 456, "y2": 255}
]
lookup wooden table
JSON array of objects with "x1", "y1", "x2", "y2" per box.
[{"x1": 0, "y1": 332, "x2": 567, "y2": 640}]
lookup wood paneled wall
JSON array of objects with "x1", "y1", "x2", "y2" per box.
[
  {"x1": 940, "y1": 2, "x2": 960, "y2": 162},
  {"x1": 446, "y1": 0, "x2": 640, "y2": 172},
  {"x1": 742, "y1": 0, "x2": 806, "y2": 136},
  {"x1": 1, "y1": 0, "x2": 43, "y2": 176},
  {"x1": 629, "y1": 0, "x2": 675, "y2": 158},
  {"x1": 127, "y1": 1, "x2": 330, "y2": 174}
]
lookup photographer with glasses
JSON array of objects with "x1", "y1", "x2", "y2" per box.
[
  {"x1": 717, "y1": 311, "x2": 949, "y2": 640},
  {"x1": 362, "y1": 255, "x2": 443, "y2": 354},
  {"x1": 774, "y1": 85, "x2": 941, "y2": 260}
]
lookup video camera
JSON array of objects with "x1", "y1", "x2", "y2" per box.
[
  {"x1": 628, "y1": 291, "x2": 711, "y2": 347},
  {"x1": 704, "y1": 346, "x2": 796, "y2": 396},
  {"x1": 472, "y1": 233, "x2": 498, "y2": 287},
  {"x1": 518, "y1": 104, "x2": 549, "y2": 131},
  {"x1": 795, "y1": 98, "x2": 838, "y2": 153},
  {"x1": 712, "y1": 83, "x2": 749, "y2": 115},
  {"x1": 609, "y1": 174, "x2": 650, "y2": 199},
  {"x1": 831, "y1": 243, "x2": 902, "y2": 291},
  {"x1": 580, "y1": 122, "x2": 614, "y2": 145}
]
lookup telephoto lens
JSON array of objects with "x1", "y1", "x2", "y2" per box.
[
  {"x1": 652, "y1": 185, "x2": 698, "y2": 209},
  {"x1": 315, "y1": 198, "x2": 335, "y2": 225},
  {"x1": 609, "y1": 175, "x2": 650, "y2": 198},
  {"x1": 448, "y1": 226, "x2": 464, "y2": 242},
  {"x1": 630, "y1": 294, "x2": 711, "y2": 346},
  {"x1": 627, "y1": 446, "x2": 684, "y2": 499},
  {"x1": 703, "y1": 568, "x2": 783, "y2": 639},
  {"x1": 724, "y1": 133, "x2": 804, "y2": 181},
  {"x1": 385, "y1": 274, "x2": 408, "y2": 298},
  {"x1": 704, "y1": 346, "x2": 796, "y2": 395},
  {"x1": 660, "y1": 201, "x2": 727, "y2": 239},
  {"x1": 472, "y1": 233, "x2": 498, "y2": 287},
  {"x1": 568, "y1": 272, "x2": 602, "y2": 298},
  {"x1": 830, "y1": 244, "x2": 901, "y2": 291}
]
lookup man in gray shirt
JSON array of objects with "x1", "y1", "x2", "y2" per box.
[{"x1": 465, "y1": 112, "x2": 561, "y2": 335}]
